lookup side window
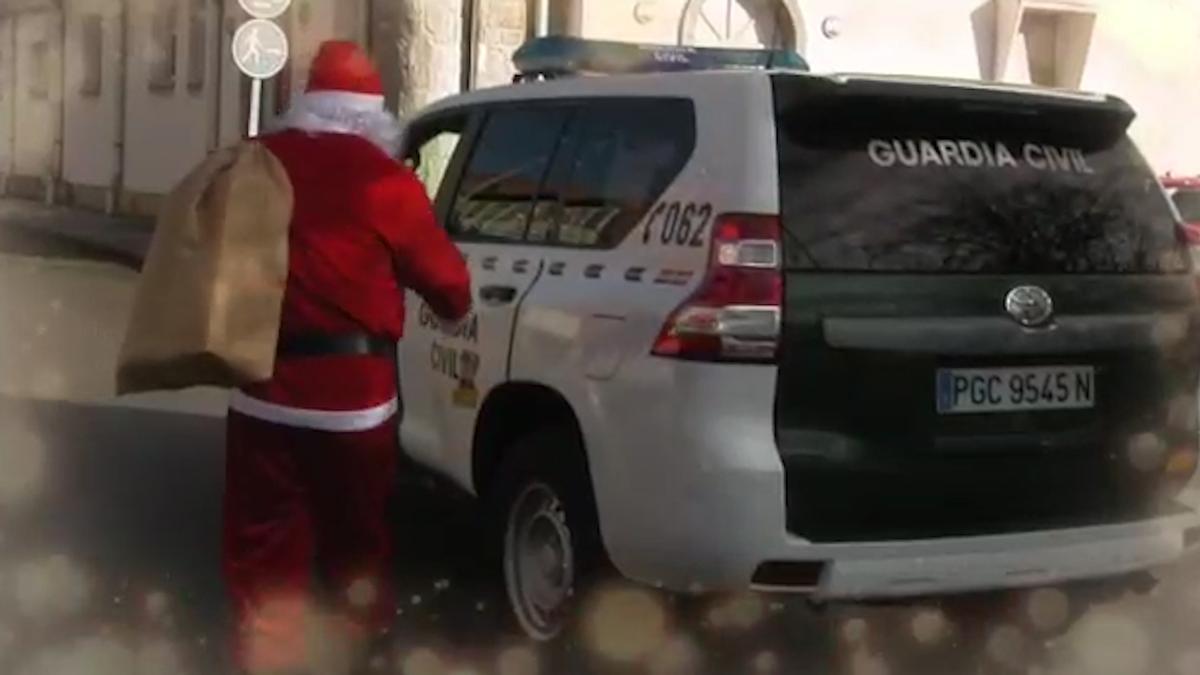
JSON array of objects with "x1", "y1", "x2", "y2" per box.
[
  {"x1": 541, "y1": 98, "x2": 695, "y2": 248},
  {"x1": 405, "y1": 114, "x2": 470, "y2": 204},
  {"x1": 28, "y1": 41, "x2": 49, "y2": 100},
  {"x1": 449, "y1": 105, "x2": 571, "y2": 242},
  {"x1": 79, "y1": 14, "x2": 103, "y2": 98},
  {"x1": 186, "y1": 0, "x2": 207, "y2": 93},
  {"x1": 148, "y1": 1, "x2": 179, "y2": 93}
]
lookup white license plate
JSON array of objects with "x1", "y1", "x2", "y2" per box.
[{"x1": 936, "y1": 366, "x2": 1095, "y2": 414}]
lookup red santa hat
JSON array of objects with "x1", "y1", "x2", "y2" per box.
[
  {"x1": 303, "y1": 40, "x2": 386, "y2": 111},
  {"x1": 275, "y1": 40, "x2": 401, "y2": 153}
]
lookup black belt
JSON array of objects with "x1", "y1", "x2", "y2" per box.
[{"x1": 277, "y1": 333, "x2": 396, "y2": 359}]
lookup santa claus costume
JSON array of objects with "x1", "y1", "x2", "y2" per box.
[{"x1": 221, "y1": 41, "x2": 471, "y2": 674}]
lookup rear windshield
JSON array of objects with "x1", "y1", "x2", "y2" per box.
[{"x1": 774, "y1": 82, "x2": 1187, "y2": 274}]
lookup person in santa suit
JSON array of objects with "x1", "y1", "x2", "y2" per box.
[{"x1": 222, "y1": 41, "x2": 471, "y2": 674}]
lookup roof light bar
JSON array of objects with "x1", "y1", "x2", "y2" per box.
[{"x1": 512, "y1": 36, "x2": 809, "y2": 81}]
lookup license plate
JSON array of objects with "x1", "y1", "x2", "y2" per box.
[{"x1": 936, "y1": 366, "x2": 1095, "y2": 414}]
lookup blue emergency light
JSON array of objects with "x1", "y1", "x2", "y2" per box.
[{"x1": 512, "y1": 36, "x2": 809, "y2": 81}]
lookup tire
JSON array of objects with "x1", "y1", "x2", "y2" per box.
[{"x1": 485, "y1": 425, "x2": 610, "y2": 642}]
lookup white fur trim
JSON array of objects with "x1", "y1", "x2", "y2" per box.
[
  {"x1": 303, "y1": 90, "x2": 386, "y2": 112},
  {"x1": 271, "y1": 91, "x2": 402, "y2": 156},
  {"x1": 230, "y1": 391, "x2": 399, "y2": 432}
]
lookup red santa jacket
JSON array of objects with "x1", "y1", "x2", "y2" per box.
[{"x1": 237, "y1": 130, "x2": 471, "y2": 417}]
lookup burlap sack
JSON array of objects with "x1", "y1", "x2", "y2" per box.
[{"x1": 116, "y1": 142, "x2": 293, "y2": 395}]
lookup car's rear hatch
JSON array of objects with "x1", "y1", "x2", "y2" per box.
[{"x1": 771, "y1": 75, "x2": 1200, "y2": 542}]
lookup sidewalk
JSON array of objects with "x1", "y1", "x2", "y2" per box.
[{"x1": 0, "y1": 198, "x2": 152, "y2": 268}]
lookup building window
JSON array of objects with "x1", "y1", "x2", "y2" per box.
[
  {"x1": 148, "y1": 1, "x2": 179, "y2": 93},
  {"x1": 80, "y1": 14, "x2": 103, "y2": 97},
  {"x1": 186, "y1": 0, "x2": 207, "y2": 92},
  {"x1": 28, "y1": 40, "x2": 49, "y2": 100},
  {"x1": 680, "y1": 0, "x2": 796, "y2": 50}
]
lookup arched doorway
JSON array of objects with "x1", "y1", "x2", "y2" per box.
[{"x1": 678, "y1": 0, "x2": 806, "y2": 53}]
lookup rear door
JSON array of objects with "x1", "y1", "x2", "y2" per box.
[
  {"x1": 403, "y1": 103, "x2": 573, "y2": 490},
  {"x1": 771, "y1": 77, "x2": 1200, "y2": 542},
  {"x1": 510, "y1": 96, "x2": 701, "y2": 381}
]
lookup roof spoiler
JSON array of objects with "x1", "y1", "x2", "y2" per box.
[
  {"x1": 824, "y1": 73, "x2": 1134, "y2": 119},
  {"x1": 833, "y1": 73, "x2": 1117, "y2": 101},
  {"x1": 776, "y1": 72, "x2": 1137, "y2": 133}
]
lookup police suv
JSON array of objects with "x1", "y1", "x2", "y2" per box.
[{"x1": 397, "y1": 37, "x2": 1200, "y2": 640}]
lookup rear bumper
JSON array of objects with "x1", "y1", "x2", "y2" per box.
[
  {"x1": 792, "y1": 513, "x2": 1198, "y2": 600},
  {"x1": 589, "y1": 360, "x2": 1200, "y2": 598}
]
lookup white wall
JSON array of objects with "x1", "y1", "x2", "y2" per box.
[
  {"x1": 573, "y1": 0, "x2": 1200, "y2": 176},
  {"x1": 121, "y1": 0, "x2": 215, "y2": 194},
  {"x1": 800, "y1": 0, "x2": 985, "y2": 79},
  {"x1": 1078, "y1": 0, "x2": 1200, "y2": 175},
  {"x1": 578, "y1": 0, "x2": 686, "y2": 43},
  {"x1": 62, "y1": 0, "x2": 120, "y2": 188},
  {"x1": 12, "y1": 9, "x2": 60, "y2": 178}
]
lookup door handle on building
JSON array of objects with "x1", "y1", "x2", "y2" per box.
[{"x1": 479, "y1": 284, "x2": 518, "y2": 306}]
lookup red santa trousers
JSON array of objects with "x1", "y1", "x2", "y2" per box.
[
  {"x1": 221, "y1": 374, "x2": 400, "y2": 673},
  {"x1": 221, "y1": 89, "x2": 471, "y2": 673}
]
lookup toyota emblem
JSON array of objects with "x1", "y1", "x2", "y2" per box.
[{"x1": 1005, "y1": 286, "x2": 1055, "y2": 327}]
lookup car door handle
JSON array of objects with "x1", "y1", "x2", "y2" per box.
[{"x1": 479, "y1": 284, "x2": 518, "y2": 306}]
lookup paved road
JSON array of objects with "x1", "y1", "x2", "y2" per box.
[{"x1": 1, "y1": 221, "x2": 1200, "y2": 675}]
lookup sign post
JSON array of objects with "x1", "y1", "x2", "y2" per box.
[{"x1": 233, "y1": 0, "x2": 291, "y2": 137}]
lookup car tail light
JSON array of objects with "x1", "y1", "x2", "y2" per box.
[{"x1": 652, "y1": 214, "x2": 782, "y2": 362}]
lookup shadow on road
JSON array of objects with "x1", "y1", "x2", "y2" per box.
[
  {"x1": 0, "y1": 397, "x2": 838, "y2": 674},
  {"x1": 0, "y1": 396, "x2": 1181, "y2": 675},
  {"x1": 0, "y1": 223, "x2": 142, "y2": 270}
]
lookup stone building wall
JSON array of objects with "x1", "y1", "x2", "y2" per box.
[
  {"x1": 384, "y1": 0, "x2": 463, "y2": 117},
  {"x1": 473, "y1": 0, "x2": 527, "y2": 89},
  {"x1": 379, "y1": 0, "x2": 527, "y2": 114}
]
